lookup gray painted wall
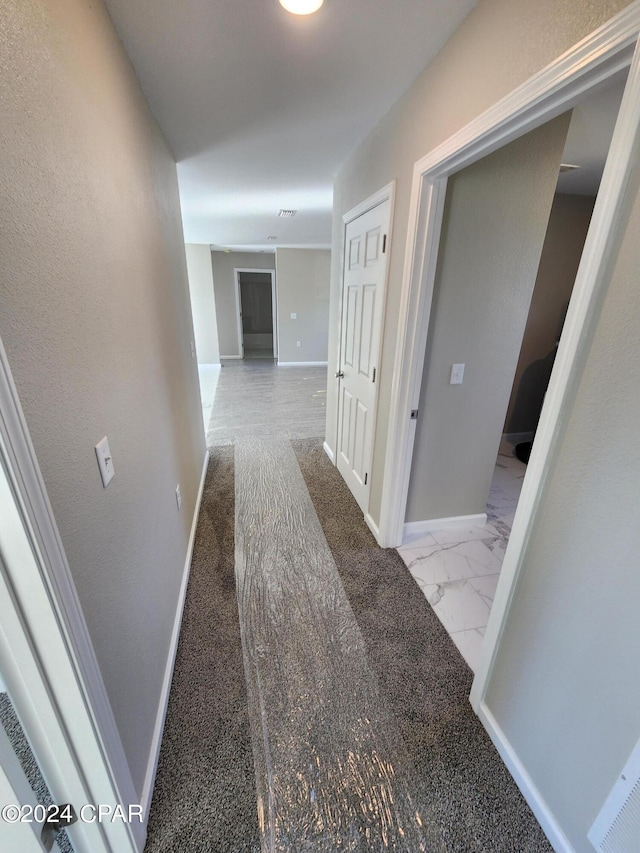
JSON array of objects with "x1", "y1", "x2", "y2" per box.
[
  {"x1": 211, "y1": 251, "x2": 275, "y2": 357},
  {"x1": 185, "y1": 243, "x2": 220, "y2": 365},
  {"x1": 328, "y1": 0, "x2": 636, "y2": 848},
  {"x1": 275, "y1": 248, "x2": 331, "y2": 364},
  {"x1": 326, "y1": 0, "x2": 632, "y2": 526},
  {"x1": 0, "y1": 0, "x2": 205, "y2": 795},
  {"x1": 486, "y1": 158, "x2": 640, "y2": 852},
  {"x1": 405, "y1": 116, "x2": 569, "y2": 523},
  {"x1": 504, "y1": 193, "x2": 595, "y2": 435}
]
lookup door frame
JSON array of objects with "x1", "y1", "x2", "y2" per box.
[
  {"x1": 333, "y1": 181, "x2": 396, "y2": 524},
  {"x1": 374, "y1": 0, "x2": 640, "y2": 809},
  {"x1": 0, "y1": 335, "x2": 141, "y2": 852},
  {"x1": 234, "y1": 268, "x2": 278, "y2": 359}
]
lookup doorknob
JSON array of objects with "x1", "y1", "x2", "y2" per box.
[{"x1": 335, "y1": 370, "x2": 344, "y2": 379}]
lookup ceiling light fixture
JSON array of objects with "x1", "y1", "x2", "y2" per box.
[
  {"x1": 279, "y1": 0, "x2": 324, "y2": 16},
  {"x1": 278, "y1": 209, "x2": 297, "y2": 218}
]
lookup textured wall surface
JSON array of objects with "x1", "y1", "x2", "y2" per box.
[
  {"x1": 326, "y1": 0, "x2": 632, "y2": 523},
  {"x1": 275, "y1": 248, "x2": 331, "y2": 364},
  {"x1": 404, "y1": 115, "x2": 569, "y2": 522},
  {"x1": 185, "y1": 243, "x2": 220, "y2": 365},
  {"x1": 327, "y1": 1, "x2": 637, "y2": 848},
  {"x1": 486, "y1": 156, "x2": 640, "y2": 852},
  {"x1": 211, "y1": 251, "x2": 276, "y2": 357},
  {"x1": 0, "y1": 0, "x2": 205, "y2": 795},
  {"x1": 504, "y1": 193, "x2": 595, "y2": 434}
]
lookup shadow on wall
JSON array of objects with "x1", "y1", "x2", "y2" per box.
[{"x1": 506, "y1": 305, "x2": 568, "y2": 436}]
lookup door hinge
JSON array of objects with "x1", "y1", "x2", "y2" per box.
[
  {"x1": 382, "y1": 234, "x2": 387, "y2": 253},
  {"x1": 364, "y1": 473, "x2": 368, "y2": 485},
  {"x1": 372, "y1": 367, "x2": 376, "y2": 383},
  {"x1": 41, "y1": 804, "x2": 78, "y2": 852},
  {"x1": 410, "y1": 409, "x2": 419, "y2": 420}
]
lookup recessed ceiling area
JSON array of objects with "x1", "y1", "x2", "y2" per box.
[
  {"x1": 556, "y1": 73, "x2": 627, "y2": 196},
  {"x1": 102, "y1": 0, "x2": 477, "y2": 250}
]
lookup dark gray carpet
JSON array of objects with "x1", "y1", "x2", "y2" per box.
[
  {"x1": 146, "y1": 438, "x2": 551, "y2": 852},
  {"x1": 144, "y1": 447, "x2": 260, "y2": 853},
  {"x1": 0, "y1": 693, "x2": 73, "y2": 852},
  {"x1": 292, "y1": 438, "x2": 553, "y2": 853}
]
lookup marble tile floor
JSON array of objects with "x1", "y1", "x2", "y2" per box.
[
  {"x1": 204, "y1": 358, "x2": 328, "y2": 445},
  {"x1": 397, "y1": 438, "x2": 527, "y2": 673}
]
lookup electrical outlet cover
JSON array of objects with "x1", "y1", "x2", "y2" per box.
[{"x1": 95, "y1": 436, "x2": 115, "y2": 488}]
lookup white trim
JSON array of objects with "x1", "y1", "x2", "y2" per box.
[
  {"x1": 197, "y1": 363, "x2": 221, "y2": 370},
  {"x1": 402, "y1": 513, "x2": 487, "y2": 544},
  {"x1": 322, "y1": 441, "x2": 335, "y2": 464},
  {"x1": 233, "y1": 270, "x2": 244, "y2": 358},
  {"x1": 140, "y1": 449, "x2": 209, "y2": 818},
  {"x1": 0, "y1": 334, "x2": 139, "y2": 851},
  {"x1": 335, "y1": 181, "x2": 397, "y2": 516},
  {"x1": 476, "y1": 701, "x2": 575, "y2": 853},
  {"x1": 361, "y1": 6, "x2": 640, "y2": 731},
  {"x1": 234, "y1": 267, "x2": 278, "y2": 359},
  {"x1": 342, "y1": 181, "x2": 397, "y2": 225},
  {"x1": 277, "y1": 361, "x2": 328, "y2": 367},
  {"x1": 364, "y1": 512, "x2": 381, "y2": 543},
  {"x1": 378, "y1": 5, "x2": 640, "y2": 549},
  {"x1": 588, "y1": 735, "x2": 640, "y2": 849},
  {"x1": 472, "y1": 29, "x2": 640, "y2": 710},
  {"x1": 220, "y1": 354, "x2": 242, "y2": 360}
]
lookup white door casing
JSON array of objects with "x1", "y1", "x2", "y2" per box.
[
  {"x1": 336, "y1": 195, "x2": 392, "y2": 513},
  {"x1": 0, "y1": 334, "x2": 140, "y2": 853}
]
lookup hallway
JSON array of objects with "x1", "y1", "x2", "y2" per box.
[{"x1": 145, "y1": 362, "x2": 551, "y2": 852}]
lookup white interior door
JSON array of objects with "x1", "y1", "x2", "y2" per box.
[
  {"x1": 0, "y1": 709, "x2": 63, "y2": 853},
  {"x1": 336, "y1": 198, "x2": 391, "y2": 512}
]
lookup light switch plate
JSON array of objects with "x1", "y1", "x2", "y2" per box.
[
  {"x1": 290, "y1": 313, "x2": 297, "y2": 319},
  {"x1": 95, "y1": 436, "x2": 115, "y2": 488},
  {"x1": 450, "y1": 363, "x2": 465, "y2": 385}
]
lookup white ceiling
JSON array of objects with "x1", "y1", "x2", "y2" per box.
[{"x1": 102, "y1": 0, "x2": 477, "y2": 250}]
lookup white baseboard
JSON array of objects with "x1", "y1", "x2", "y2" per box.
[
  {"x1": 502, "y1": 431, "x2": 534, "y2": 445},
  {"x1": 140, "y1": 450, "x2": 209, "y2": 818},
  {"x1": 402, "y1": 512, "x2": 487, "y2": 544},
  {"x1": 364, "y1": 512, "x2": 383, "y2": 545},
  {"x1": 220, "y1": 354, "x2": 242, "y2": 360},
  {"x1": 322, "y1": 441, "x2": 335, "y2": 464},
  {"x1": 197, "y1": 362, "x2": 221, "y2": 369},
  {"x1": 476, "y1": 701, "x2": 574, "y2": 853},
  {"x1": 277, "y1": 361, "x2": 328, "y2": 367}
]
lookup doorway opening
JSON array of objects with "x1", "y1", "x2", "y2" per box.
[
  {"x1": 397, "y1": 70, "x2": 628, "y2": 673},
  {"x1": 235, "y1": 269, "x2": 277, "y2": 360}
]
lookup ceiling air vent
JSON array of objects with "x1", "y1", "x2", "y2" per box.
[
  {"x1": 267, "y1": 236, "x2": 278, "y2": 241},
  {"x1": 588, "y1": 737, "x2": 640, "y2": 852},
  {"x1": 278, "y1": 209, "x2": 297, "y2": 218}
]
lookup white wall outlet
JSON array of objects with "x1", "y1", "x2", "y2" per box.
[
  {"x1": 296, "y1": 340, "x2": 301, "y2": 348},
  {"x1": 290, "y1": 312, "x2": 297, "y2": 319},
  {"x1": 450, "y1": 363, "x2": 465, "y2": 385},
  {"x1": 175, "y1": 484, "x2": 182, "y2": 510},
  {"x1": 95, "y1": 436, "x2": 115, "y2": 488}
]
